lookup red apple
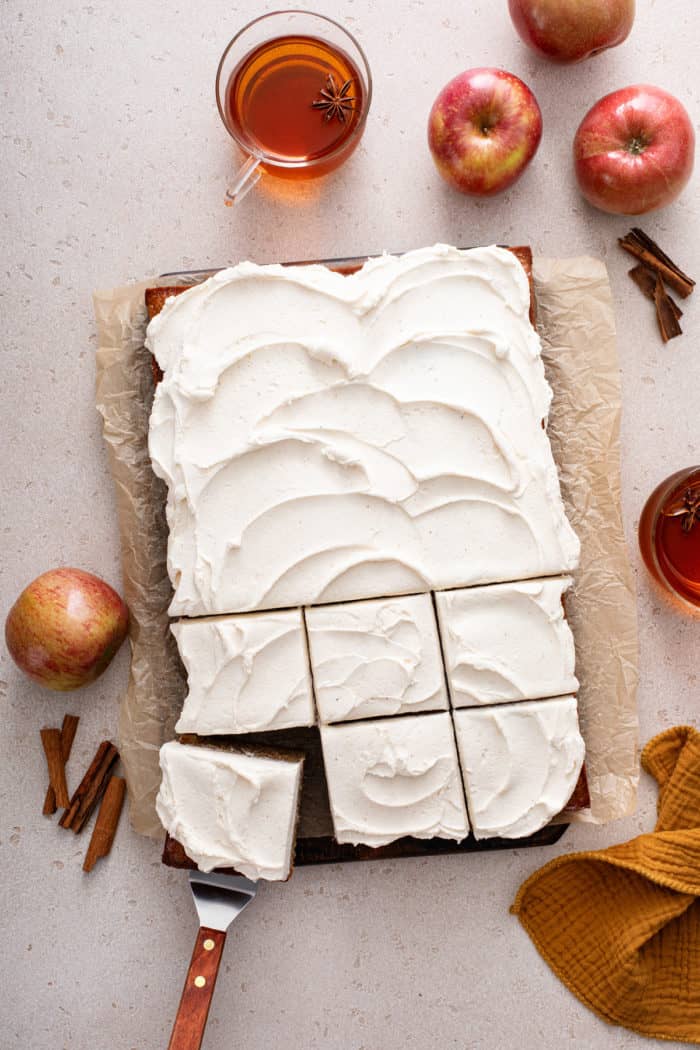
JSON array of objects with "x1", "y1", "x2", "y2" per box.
[
  {"x1": 428, "y1": 68, "x2": 542, "y2": 196},
  {"x1": 573, "y1": 85, "x2": 695, "y2": 215},
  {"x1": 5, "y1": 568, "x2": 129, "y2": 691},
  {"x1": 508, "y1": 0, "x2": 635, "y2": 63}
]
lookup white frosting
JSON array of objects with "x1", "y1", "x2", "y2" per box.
[
  {"x1": 148, "y1": 244, "x2": 579, "y2": 616},
  {"x1": 173, "y1": 610, "x2": 315, "y2": 735},
  {"x1": 453, "y1": 697, "x2": 584, "y2": 839},
  {"x1": 320, "y1": 713, "x2": 469, "y2": 846},
  {"x1": 436, "y1": 577, "x2": 578, "y2": 707},
  {"x1": 306, "y1": 594, "x2": 448, "y2": 723},
  {"x1": 156, "y1": 741, "x2": 303, "y2": 879}
]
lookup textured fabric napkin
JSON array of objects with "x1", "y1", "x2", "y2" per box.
[{"x1": 512, "y1": 726, "x2": 700, "y2": 1044}]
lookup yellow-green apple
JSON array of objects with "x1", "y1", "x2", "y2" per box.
[
  {"x1": 508, "y1": 0, "x2": 635, "y2": 63},
  {"x1": 5, "y1": 568, "x2": 129, "y2": 691},
  {"x1": 573, "y1": 85, "x2": 695, "y2": 214},
  {"x1": 428, "y1": 68, "x2": 542, "y2": 196}
]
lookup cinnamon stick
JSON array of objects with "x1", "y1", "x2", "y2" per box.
[
  {"x1": 83, "y1": 776, "x2": 126, "y2": 872},
  {"x1": 654, "y1": 273, "x2": 683, "y2": 343},
  {"x1": 40, "y1": 728, "x2": 70, "y2": 809},
  {"x1": 628, "y1": 264, "x2": 683, "y2": 321},
  {"x1": 59, "y1": 741, "x2": 119, "y2": 833},
  {"x1": 619, "y1": 228, "x2": 695, "y2": 299},
  {"x1": 629, "y1": 262, "x2": 684, "y2": 315},
  {"x1": 43, "y1": 714, "x2": 79, "y2": 815}
]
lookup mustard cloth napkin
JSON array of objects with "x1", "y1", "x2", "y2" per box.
[{"x1": 512, "y1": 726, "x2": 700, "y2": 1045}]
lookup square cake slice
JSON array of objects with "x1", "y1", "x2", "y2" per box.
[
  {"x1": 147, "y1": 244, "x2": 579, "y2": 616},
  {"x1": 320, "y1": 713, "x2": 469, "y2": 847},
  {"x1": 435, "y1": 577, "x2": 578, "y2": 707},
  {"x1": 453, "y1": 697, "x2": 585, "y2": 840},
  {"x1": 156, "y1": 741, "x2": 303, "y2": 880},
  {"x1": 306, "y1": 594, "x2": 448, "y2": 723},
  {"x1": 173, "y1": 610, "x2": 315, "y2": 735}
]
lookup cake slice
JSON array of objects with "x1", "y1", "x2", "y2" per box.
[
  {"x1": 435, "y1": 577, "x2": 578, "y2": 707},
  {"x1": 453, "y1": 697, "x2": 585, "y2": 839},
  {"x1": 156, "y1": 740, "x2": 304, "y2": 880},
  {"x1": 173, "y1": 609, "x2": 315, "y2": 735},
  {"x1": 305, "y1": 593, "x2": 448, "y2": 723},
  {"x1": 320, "y1": 713, "x2": 469, "y2": 847}
]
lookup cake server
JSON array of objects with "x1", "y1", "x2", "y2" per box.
[{"x1": 168, "y1": 869, "x2": 257, "y2": 1050}]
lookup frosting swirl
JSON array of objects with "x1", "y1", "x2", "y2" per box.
[
  {"x1": 156, "y1": 741, "x2": 303, "y2": 880},
  {"x1": 173, "y1": 610, "x2": 315, "y2": 735},
  {"x1": 148, "y1": 244, "x2": 579, "y2": 616},
  {"x1": 306, "y1": 593, "x2": 448, "y2": 723},
  {"x1": 320, "y1": 713, "x2": 469, "y2": 846},
  {"x1": 454, "y1": 697, "x2": 585, "y2": 839},
  {"x1": 436, "y1": 577, "x2": 578, "y2": 706}
]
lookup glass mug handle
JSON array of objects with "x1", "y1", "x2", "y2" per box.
[{"x1": 226, "y1": 153, "x2": 263, "y2": 205}]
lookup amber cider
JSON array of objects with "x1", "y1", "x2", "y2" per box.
[
  {"x1": 638, "y1": 466, "x2": 700, "y2": 612},
  {"x1": 225, "y1": 34, "x2": 365, "y2": 178}
]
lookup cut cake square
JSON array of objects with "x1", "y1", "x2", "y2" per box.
[
  {"x1": 156, "y1": 740, "x2": 304, "y2": 880},
  {"x1": 305, "y1": 593, "x2": 448, "y2": 723},
  {"x1": 435, "y1": 577, "x2": 578, "y2": 708},
  {"x1": 173, "y1": 609, "x2": 315, "y2": 735},
  {"x1": 320, "y1": 712, "x2": 469, "y2": 847},
  {"x1": 453, "y1": 697, "x2": 584, "y2": 840}
]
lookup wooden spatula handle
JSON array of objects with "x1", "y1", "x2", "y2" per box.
[{"x1": 168, "y1": 926, "x2": 226, "y2": 1050}]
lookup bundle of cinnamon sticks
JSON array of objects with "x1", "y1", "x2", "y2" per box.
[
  {"x1": 40, "y1": 714, "x2": 126, "y2": 872},
  {"x1": 620, "y1": 228, "x2": 696, "y2": 344}
]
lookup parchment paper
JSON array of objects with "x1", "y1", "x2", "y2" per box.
[{"x1": 94, "y1": 256, "x2": 639, "y2": 839}]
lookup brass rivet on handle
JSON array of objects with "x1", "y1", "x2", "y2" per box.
[
  {"x1": 203, "y1": 939, "x2": 215, "y2": 951},
  {"x1": 194, "y1": 976, "x2": 206, "y2": 988}
]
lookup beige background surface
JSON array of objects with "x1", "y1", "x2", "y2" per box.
[{"x1": 1, "y1": 2, "x2": 698, "y2": 1048}]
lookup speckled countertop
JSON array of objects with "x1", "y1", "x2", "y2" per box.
[{"x1": 2, "y1": 2, "x2": 698, "y2": 1048}]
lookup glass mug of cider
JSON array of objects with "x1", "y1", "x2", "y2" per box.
[
  {"x1": 216, "y1": 10, "x2": 372, "y2": 203},
  {"x1": 638, "y1": 465, "x2": 700, "y2": 614}
]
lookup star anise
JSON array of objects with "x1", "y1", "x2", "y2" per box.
[
  {"x1": 311, "y1": 74, "x2": 356, "y2": 124},
  {"x1": 662, "y1": 485, "x2": 700, "y2": 533},
  {"x1": 681, "y1": 491, "x2": 700, "y2": 533}
]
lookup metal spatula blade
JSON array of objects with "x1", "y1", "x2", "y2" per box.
[
  {"x1": 188, "y1": 870, "x2": 257, "y2": 931},
  {"x1": 168, "y1": 871, "x2": 258, "y2": 1050}
]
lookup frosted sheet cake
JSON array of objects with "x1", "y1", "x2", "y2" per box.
[{"x1": 148, "y1": 245, "x2": 585, "y2": 875}]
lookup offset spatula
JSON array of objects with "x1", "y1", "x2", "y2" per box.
[{"x1": 168, "y1": 870, "x2": 258, "y2": 1050}]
